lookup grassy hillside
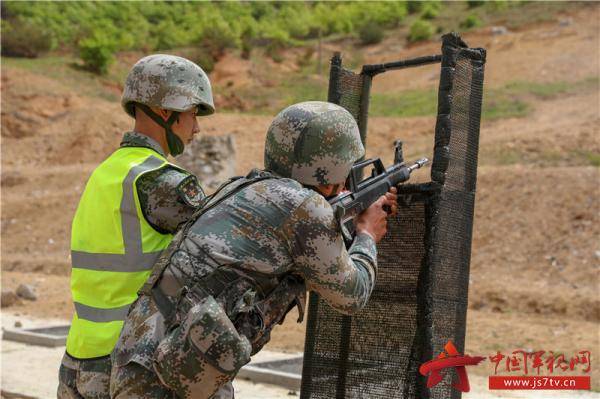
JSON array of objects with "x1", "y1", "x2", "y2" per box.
[{"x1": 2, "y1": 1, "x2": 576, "y2": 75}]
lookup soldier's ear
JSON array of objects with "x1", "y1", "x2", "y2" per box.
[
  {"x1": 311, "y1": 184, "x2": 335, "y2": 197},
  {"x1": 151, "y1": 106, "x2": 171, "y2": 121}
]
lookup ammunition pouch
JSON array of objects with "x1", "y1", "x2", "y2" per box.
[
  {"x1": 147, "y1": 266, "x2": 305, "y2": 397},
  {"x1": 235, "y1": 274, "x2": 306, "y2": 354},
  {"x1": 153, "y1": 292, "x2": 252, "y2": 399}
]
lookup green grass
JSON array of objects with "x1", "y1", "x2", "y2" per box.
[
  {"x1": 228, "y1": 75, "x2": 598, "y2": 121},
  {"x1": 234, "y1": 75, "x2": 598, "y2": 120},
  {"x1": 574, "y1": 150, "x2": 600, "y2": 167},
  {"x1": 505, "y1": 81, "x2": 572, "y2": 99},
  {"x1": 3, "y1": 55, "x2": 128, "y2": 101},
  {"x1": 282, "y1": 79, "x2": 328, "y2": 107},
  {"x1": 482, "y1": 77, "x2": 599, "y2": 120},
  {"x1": 367, "y1": 76, "x2": 598, "y2": 120},
  {"x1": 481, "y1": 148, "x2": 600, "y2": 167},
  {"x1": 482, "y1": 89, "x2": 530, "y2": 120},
  {"x1": 235, "y1": 79, "x2": 532, "y2": 120},
  {"x1": 370, "y1": 89, "x2": 438, "y2": 117},
  {"x1": 430, "y1": 1, "x2": 576, "y2": 34},
  {"x1": 502, "y1": 77, "x2": 599, "y2": 99},
  {"x1": 488, "y1": 148, "x2": 522, "y2": 166}
]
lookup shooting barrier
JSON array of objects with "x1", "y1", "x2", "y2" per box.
[{"x1": 300, "y1": 33, "x2": 486, "y2": 399}]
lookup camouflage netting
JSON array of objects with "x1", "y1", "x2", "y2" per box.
[{"x1": 300, "y1": 33, "x2": 486, "y2": 399}]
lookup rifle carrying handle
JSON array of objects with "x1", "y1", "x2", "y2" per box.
[{"x1": 347, "y1": 158, "x2": 385, "y2": 192}]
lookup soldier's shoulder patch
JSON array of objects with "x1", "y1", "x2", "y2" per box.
[{"x1": 176, "y1": 175, "x2": 205, "y2": 208}]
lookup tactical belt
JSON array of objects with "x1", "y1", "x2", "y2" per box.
[{"x1": 151, "y1": 267, "x2": 254, "y2": 326}]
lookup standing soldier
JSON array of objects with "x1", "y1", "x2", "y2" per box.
[
  {"x1": 58, "y1": 54, "x2": 215, "y2": 399},
  {"x1": 110, "y1": 101, "x2": 398, "y2": 398}
]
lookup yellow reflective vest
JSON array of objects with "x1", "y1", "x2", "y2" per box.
[{"x1": 66, "y1": 146, "x2": 175, "y2": 359}]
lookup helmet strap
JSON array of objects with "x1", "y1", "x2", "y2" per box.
[
  {"x1": 165, "y1": 127, "x2": 185, "y2": 156},
  {"x1": 136, "y1": 103, "x2": 184, "y2": 156}
]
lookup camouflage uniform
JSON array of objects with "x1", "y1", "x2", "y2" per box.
[
  {"x1": 110, "y1": 102, "x2": 377, "y2": 399},
  {"x1": 58, "y1": 354, "x2": 112, "y2": 399},
  {"x1": 124, "y1": 131, "x2": 205, "y2": 230},
  {"x1": 59, "y1": 53, "x2": 213, "y2": 399}
]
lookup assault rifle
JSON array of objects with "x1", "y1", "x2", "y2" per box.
[{"x1": 329, "y1": 141, "x2": 428, "y2": 230}]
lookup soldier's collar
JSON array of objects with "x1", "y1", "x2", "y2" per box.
[
  {"x1": 246, "y1": 169, "x2": 277, "y2": 179},
  {"x1": 120, "y1": 131, "x2": 167, "y2": 158}
]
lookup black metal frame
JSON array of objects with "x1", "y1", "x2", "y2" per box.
[{"x1": 300, "y1": 33, "x2": 486, "y2": 399}]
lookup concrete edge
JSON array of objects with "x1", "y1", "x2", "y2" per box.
[
  {"x1": 2, "y1": 328, "x2": 67, "y2": 347},
  {"x1": 1, "y1": 389, "x2": 39, "y2": 399},
  {"x1": 237, "y1": 366, "x2": 301, "y2": 391}
]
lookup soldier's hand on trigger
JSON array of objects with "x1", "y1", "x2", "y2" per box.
[{"x1": 354, "y1": 187, "x2": 398, "y2": 243}]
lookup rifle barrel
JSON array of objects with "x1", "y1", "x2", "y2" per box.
[{"x1": 407, "y1": 158, "x2": 429, "y2": 172}]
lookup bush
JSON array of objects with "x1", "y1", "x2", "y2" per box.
[
  {"x1": 408, "y1": 20, "x2": 434, "y2": 42},
  {"x1": 3, "y1": 2, "x2": 412, "y2": 54},
  {"x1": 78, "y1": 33, "x2": 117, "y2": 75},
  {"x1": 421, "y1": 4, "x2": 439, "y2": 20},
  {"x1": 407, "y1": 1, "x2": 424, "y2": 14},
  {"x1": 240, "y1": 25, "x2": 255, "y2": 60},
  {"x1": 199, "y1": 20, "x2": 238, "y2": 61},
  {"x1": 460, "y1": 14, "x2": 482, "y2": 30},
  {"x1": 486, "y1": 0, "x2": 509, "y2": 11},
  {"x1": 153, "y1": 20, "x2": 188, "y2": 50},
  {"x1": 1, "y1": 19, "x2": 53, "y2": 58},
  {"x1": 467, "y1": 1, "x2": 485, "y2": 8},
  {"x1": 241, "y1": 39, "x2": 253, "y2": 60},
  {"x1": 182, "y1": 47, "x2": 216, "y2": 74},
  {"x1": 259, "y1": 25, "x2": 291, "y2": 62},
  {"x1": 296, "y1": 47, "x2": 315, "y2": 69},
  {"x1": 358, "y1": 22, "x2": 384, "y2": 45},
  {"x1": 267, "y1": 47, "x2": 284, "y2": 63}
]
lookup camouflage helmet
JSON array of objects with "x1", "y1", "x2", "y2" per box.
[
  {"x1": 121, "y1": 54, "x2": 214, "y2": 117},
  {"x1": 121, "y1": 54, "x2": 215, "y2": 156},
  {"x1": 264, "y1": 101, "x2": 364, "y2": 186}
]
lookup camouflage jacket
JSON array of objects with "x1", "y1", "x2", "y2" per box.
[
  {"x1": 112, "y1": 171, "x2": 377, "y2": 373},
  {"x1": 121, "y1": 131, "x2": 204, "y2": 233}
]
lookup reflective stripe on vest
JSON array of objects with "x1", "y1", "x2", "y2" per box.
[{"x1": 66, "y1": 148, "x2": 175, "y2": 359}]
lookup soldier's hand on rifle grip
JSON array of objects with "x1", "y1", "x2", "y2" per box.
[
  {"x1": 355, "y1": 187, "x2": 398, "y2": 243},
  {"x1": 383, "y1": 187, "x2": 398, "y2": 217}
]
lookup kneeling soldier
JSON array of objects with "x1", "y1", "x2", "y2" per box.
[{"x1": 110, "y1": 101, "x2": 398, "y2": 399}]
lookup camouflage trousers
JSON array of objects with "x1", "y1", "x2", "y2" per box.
[
  {"x1": 110, "y1": 361, "x2": 234, "y2": 399},
  {"x1": 57, "y1": 352, "x2": 111, "y2": 399}
]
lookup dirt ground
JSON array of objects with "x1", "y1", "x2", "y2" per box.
[{"x1": 1, "y1": 2, "x2": 598, "y2": 391}]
